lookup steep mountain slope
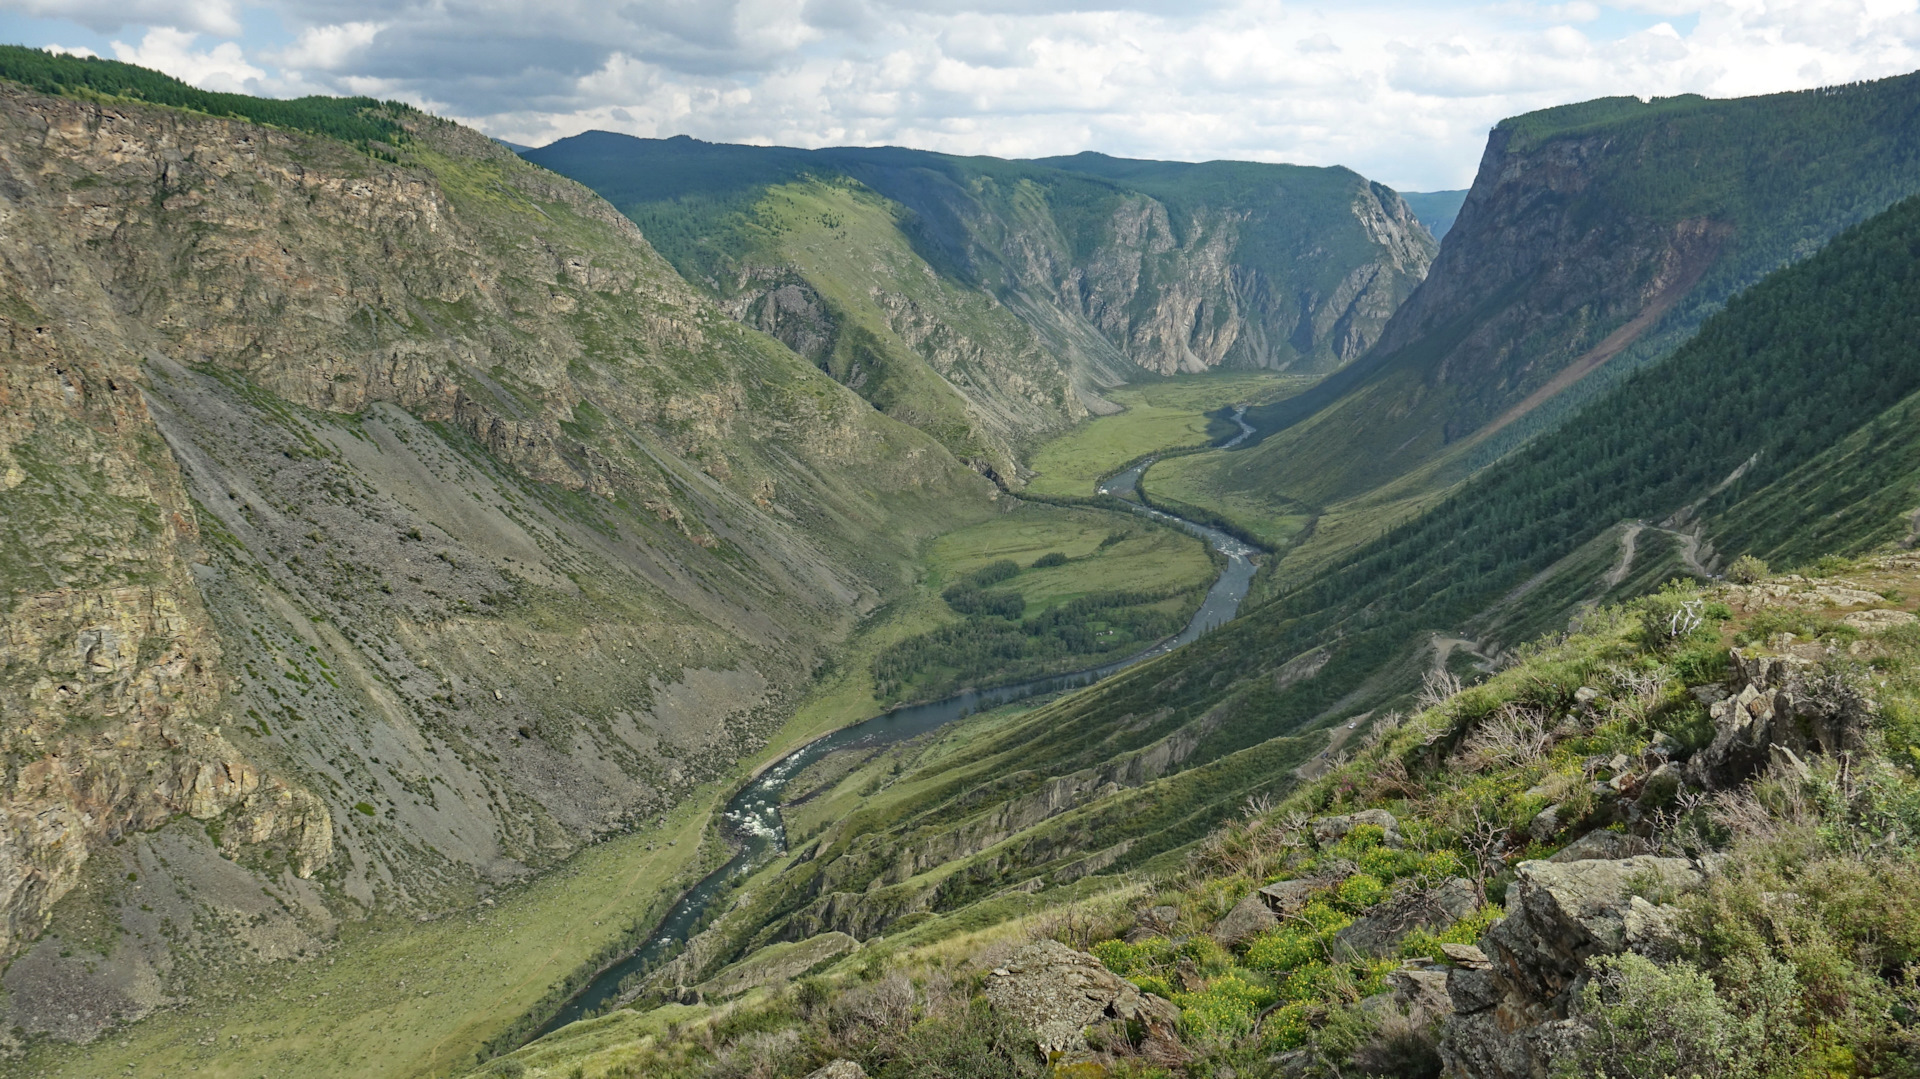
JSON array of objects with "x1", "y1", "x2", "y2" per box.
[
  {"x1": 520, "y1": 135, "x2": 1435, "y2": 477},
  {"x1": 1189, "y1": 72, "x2": 1920, "y2": 557},
  {"x1": 1399, "y1": 189, "x2": 1469, "y2": 239},
  {"x1": 0, "y1": 53, "x2": 994, "y2": 1049},
  {"x1": 588, "y1": 184, "x2": 1920, "y2": 1035},
  {"x1": 487, "y1": 553, "x2": 1920, "y2": 1079}
]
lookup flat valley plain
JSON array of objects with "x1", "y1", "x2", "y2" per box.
[{"x1": 1021, "y1": 372, "x2": 1303, "y2": 497}]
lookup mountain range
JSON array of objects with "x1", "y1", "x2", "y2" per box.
[{"x1": 4, "y1": 43, "x2": 1920, "y2": 1079}]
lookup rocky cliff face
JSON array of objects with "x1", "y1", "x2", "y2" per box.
[
  {"x1": 1041, "y1": 180, "x2": 1432, "y2": 377},
  {"x1": 1225, "y1": 74, "x2": 1920, "y2": 515},
  {"x1": 0, "y1": 83, "x2": 986, "y2": 1036},
  {"x1": 522, "y1": 137, "x2": 1437, "y2": 478}
]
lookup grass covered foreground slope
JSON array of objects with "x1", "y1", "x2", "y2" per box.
[
  {"x1": 480, "y1": 176, "x2": 1920, "y2": 1075},
  {"x1": 479, "y1": 555, "x2": 1920, "y2": 1079},
  {"x1": 0, "y1": 51, "x2": 1002, "y2": 1072},
  {"x1": 1187, "y1": 70, "x2": 1920, "y2": 562},
  {"x1": 520, "y1": 135, "x2": 1435, "y2": 479}
]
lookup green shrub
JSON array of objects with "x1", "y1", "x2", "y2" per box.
[
  {"x1": 881, "y1": 998, "x2": 1044, "y2": 1079},
  {"x1": 1400, "y1": 905, "x2": 1503, "y2": 960},
  {"x1": 1562, "y1": 953, "x2": 1764, "y2": 1079},
  {"x1": 1331, "y1": 873, "x2": 1388, "y2": 912},
  {"x1": 1638, "y1": 584, "x2": 1724, "y2": 651},
  {"x1": 1727, "y1": 555, "x2": 1770, "y2": 584},
  {"x1": 1174, "y1": 973, "x2": 1274, "y2": 1043},
  {"x1": 963, "y1": 560, "x2": 1021, "y2": 588},
  {"x1": 1031, "y1": 552, "x2": 1068, "y2": 568}
]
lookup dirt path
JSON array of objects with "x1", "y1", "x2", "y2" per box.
[
  {"x1": 1661, "y1": 527, "x2": 1713, "y2": 577},
  {"x1": 1429, "y1": 634, "x2": 1481, "y2": 677},
  {"x1": 1293, "y1": 716, "x2": 1365, "y2": 780},
  {"x1": 1605, "y1": 523, "x2": 1645, "y2": 589}
]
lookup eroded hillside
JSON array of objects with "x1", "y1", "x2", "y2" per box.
[{"x1": 0, "y1": 72, "x2": 993, "y2": 1049}]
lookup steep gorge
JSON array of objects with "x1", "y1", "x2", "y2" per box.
[{"x1": 521, "y1": 137, "x2": 1437, "y2": 481}]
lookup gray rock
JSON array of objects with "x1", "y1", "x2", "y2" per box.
[
  {"x1": 1528, "y1": 803, "x2": 1564, "y2": 843},
  {"x1": 1385, "y1": 968, "x2": 1454, "y2": 1026},
  {"x1": 1211, "y1": 889, "x2": 1280, "y2": 946},
  {"x1": 1623, "y1": 895, "x2": 1686, "y2": 959},
  {"x1": 1257, "y1": 878, "x2": 1326, "y2": 914},
  {"x1": 1333, "y1": 878, "x2": 1478, "y2": 957},
  {"x1": 1546, "y1": 829, "x2": 1652, "y2": 863},
  {"x1": 804, "y1": 1062, "x2": 867, "y2": 1079},
  {"x1": 1311, "y1": 808, "x2": 1401, "y2": 847},
  {"x1": 1440, "y1": 943, "x2": 1490, "y2": 969},
  {"x1": 1688, "y1": 648, "x2": 1872, "y2": 789},
  {"x1": 1443, "y1": 1011, "x2": 1585, "y2": 1079},
  {"x1": 1437, "y1": 856, "x2": 1705, "y2": 1079},
  {"x1": 1446, "y1": 965, "x2": 1503, "y2": 1014},
  {"x1": 983, "y1": 940, "x2": 1180, "y2": 1058}
]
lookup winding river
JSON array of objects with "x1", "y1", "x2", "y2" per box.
[{"x1": 536, "y1": 408, "x2": 1259, "y2": 1034}]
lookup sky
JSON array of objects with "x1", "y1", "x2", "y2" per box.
[{"x1": 2, "y1": 1, "x2": 1917, "y2": 190}]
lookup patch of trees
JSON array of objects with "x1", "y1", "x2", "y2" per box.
[
  {"x1": 0, "y1": 46, "x2": 410, "y2": 147},
  {"x1": 872, "y1": 579, "x2": 1192, "y2": 703}
]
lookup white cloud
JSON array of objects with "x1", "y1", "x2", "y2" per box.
[
  {"x1": 110, "y1": 28, "x2": 266, "y2": 93},
  {"x1": 271, "y1": 21, "x2": 385, "y2": 72},
  {"x1": 7, "y1": 0, "x2": 243, "y2": 36},
  {"x1": 11, "y1": 0, "x2": 1920, "y2": 189}
]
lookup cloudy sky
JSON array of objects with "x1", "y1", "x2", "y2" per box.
[{"x1": 2, "y1": 1, "x2": 1916, "y2": 190}]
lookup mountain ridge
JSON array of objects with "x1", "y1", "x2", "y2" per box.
[{"x1": 521, "y1": 133, "x2": 1436, "y2": 478}]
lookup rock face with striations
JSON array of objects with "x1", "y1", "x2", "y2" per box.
[
  {"x1": 1439, "y1": 856, "x2": 1703, "y2": 1079},
  {"x1": 1688, "y1": 647, "x2": 1872, "y2": 789},
  {"x1": 0, "y1": 77, "x2": 987, "y2": 1037}
]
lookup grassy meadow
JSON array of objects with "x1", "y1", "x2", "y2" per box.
[
  {"x1": 1140, "y1": 449, "x2": 1316, "y2": 549},
  {"x1": 1023, "y1": 371, "x2": 1304, "y2": 496}
]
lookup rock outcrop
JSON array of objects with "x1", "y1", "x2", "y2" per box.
[
  {"x1": 1439, "y1": 856, "x2": 1703, "y2": 1079},
  {"x1": 1211, "y1": 889, "x2": 1280, "y2": 945},
  {"x1": 1688, "y1": 647, "x2": 1872, "y2": 789},
  {"x1": 984, "y1": 940, "x2": 1183, "y2": 1062},
  {"x1": 1335, "y1": 877, "x2": 1477, "y2": 957}
]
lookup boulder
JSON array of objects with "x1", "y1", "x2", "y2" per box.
[
  {"x1": 984, "y1": 940, "x2": 1181, "y2": 1059},
  {"x1": 1840, "y1": 608, "x2": 1916, "y2": 632},
  {"x1": 804, "y1": 1063, "x2": 867, "y2": 1079},
  {"x1": 1311, "y1": 808, "x2": 1401, "y2": 847},
  {"x1": 1546, "y1": 829, "x2": 1652, "y2": 863},
  {"x1": 1437, "y1": 856, "x2": 1705, "y2": 1079},
  {"x1": 1440, "y1": 943, "x2": 1491, "y2": 969},
  {"x1": 1622, "y1": 895, "x2": 1686, "y2": 960},
  {"x1": 1528, "y1": 803, "x2": 1564, "y2": 844},
  {"x1": 1257, "y1": 878, "x2": 1326, "y2": 915},
  {"x1": 1333, "y1": 878, "x2": 1478, "y2": 957},
  {"x1": 1125, "y1": 904, "x2": 1180, "y2": 942},
  {"x1": 1211, "y1": 889, "x2": 1280, "y2": 946},
  {"x1": 1384, "y1": 967, "x2": 1454, "y2": 1027}
]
